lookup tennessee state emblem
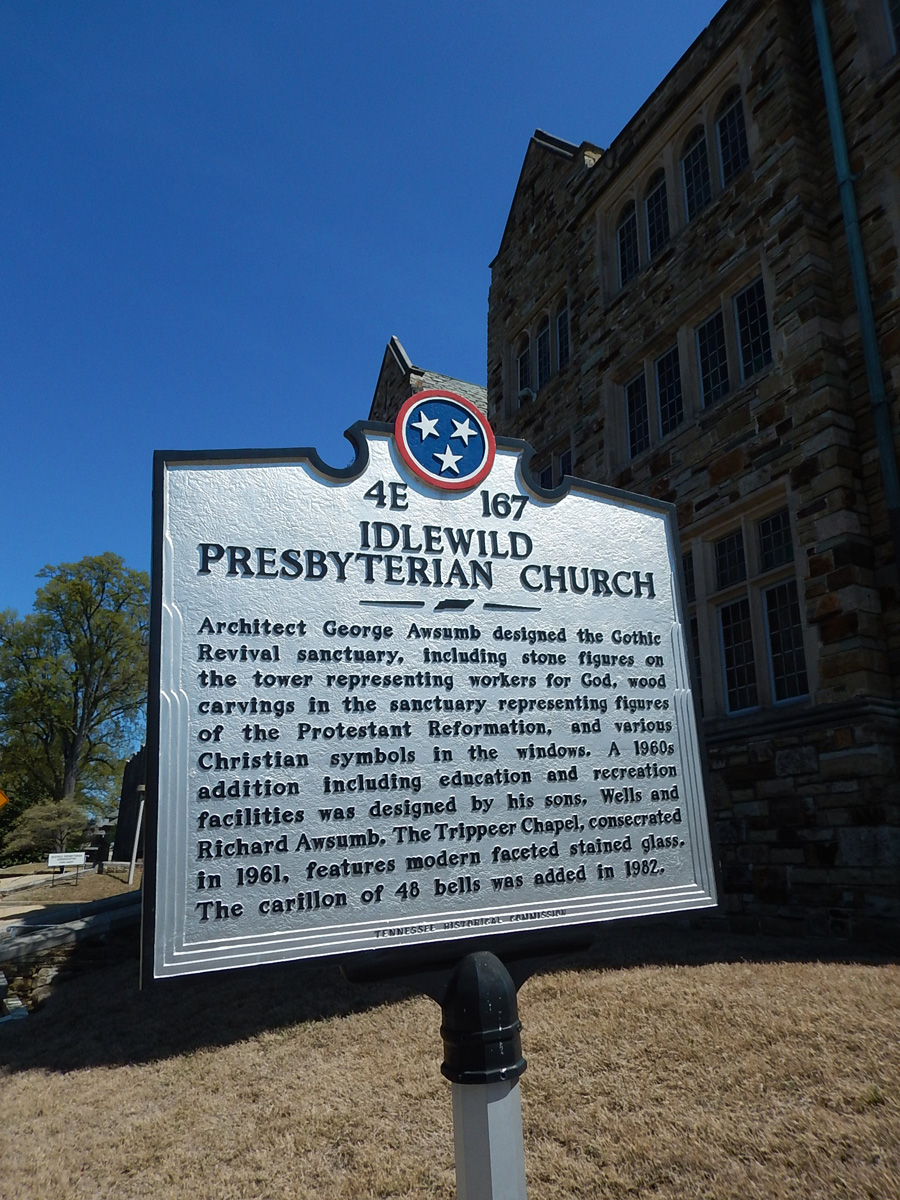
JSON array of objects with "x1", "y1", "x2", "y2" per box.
[{"x1": 394, "y1": 390, "x2": 496, "y2": 491}]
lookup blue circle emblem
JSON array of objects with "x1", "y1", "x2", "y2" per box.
[{"x1": 394, "y1": 390, "x2": 496, "y2": 491}]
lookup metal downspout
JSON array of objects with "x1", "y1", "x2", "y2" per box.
[{"x1": 809, "y1": 0, "x2": 900, "y2": 562}]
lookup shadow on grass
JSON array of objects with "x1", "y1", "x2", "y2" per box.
[{"x1": 0, "y1": 917, "x2": 894, "y2": 1076}]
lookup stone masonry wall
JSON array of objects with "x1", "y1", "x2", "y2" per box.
[{"x1": 487, "y1": 0, "x2": 900, "y2": 944}]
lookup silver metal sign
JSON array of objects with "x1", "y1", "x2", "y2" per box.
[{"x1": 146, "y1": 397, "x2": 716, "y2": 979}]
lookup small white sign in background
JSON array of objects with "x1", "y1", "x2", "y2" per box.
[{"x1": 48, "y1": 852, "x2": 87, "y2": 868}]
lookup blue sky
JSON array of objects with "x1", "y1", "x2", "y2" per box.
[{"x1": 2, "y1": 0, "x2": 723, "y2": 617}]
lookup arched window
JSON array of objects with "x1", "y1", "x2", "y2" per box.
[
  {"x1": 681, "y1": 126, "x2": 711, "y2": 220},
  {"x1": 716, "y1": 88, "x2": 749, "y2": 186},
  {"x1": 516, "y1": 336, "x2": 531, "y2": 397},
  {"x1": 617, "y1": 201, "x2": 639, "y2": 286},
  {"x1": 536, "y1": 317, "x2": 551, "y2": 389},
  {"x1": 644, "y1": 169, "x2": 670, "y2": 258}
]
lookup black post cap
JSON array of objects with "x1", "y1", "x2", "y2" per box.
[{"x1": 440, "y1": 951, "x2": 527, "y2": 1085}]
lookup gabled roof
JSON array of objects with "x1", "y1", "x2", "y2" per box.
[
  {"x1": 493, "y1": 130, "x2": 602, "y2": 266},
  {"x1": 369, "y1": 336, "x2": 487, "y2": 422}
]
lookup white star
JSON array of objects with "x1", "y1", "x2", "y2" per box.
[
  {"x1": 410, "y1": 411, "x2": 440, "y2": 441},
  {"x1": 450, "y1": 417, "x2": 477, "y2": 446},
  {"x1": 433, "y1": 444, "x2": 462, "y2": 474}
]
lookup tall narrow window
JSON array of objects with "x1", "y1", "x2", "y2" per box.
[
  {"x1": 517, "y1": 337, "x2": 531, "y2": 397},
  {"x1": 704, "y1": 509, "x2": 807, "y2": 716},
  {"x1": 617, "y1": 202, "x2": 640, "y2": 286},
  {"x1": 645, "y1": 170, "x2": 670, "y2": 258},
  {"x1": 764, "y1": 580, "x2": 809, "y2": 701},
  {"x1": 626, "y1": 373, "x2": 650, "y2": 458},
  {"x1": 716, "y1": 89, "x2": 749, "y2": 186},
  {"x1": 683, "y1": 545, "x2": 702, "y2": 711},
  {"x1": 715, "y1": 529, "x2": 747, "y2": 589},
  {"x1": 688, "y1": 614, "x2": 704, "y2": 716},
  {"x1": 734, "y1": 278, "x2": 772, "y2": 379},
  {"x1": 719, "y1": 597, "x2": 758, "y2": 712},
  {"x1": 696, "y1": 311, "x2": 730, "y2": 405},
  {"x1": 682, "y1": 550, "x2": 696, "y2": 605},
  {"x1": 536, "y1": 318, "x2": 551, "y2": 390},
  {"x1": 539, "y1": 465, "x2": 554, "y2": 490},
  {"x1": 558, "y1": 447, "x2": 573, "y2": 478},
  {"x1": 758, "y1": 508, "x2": 793, "y2": 570},
  {"x1": 556, "y1": 304, "x2": 570, "y2": 370},
  {"x1": 655, "y1": 345, "x2": 684, "y2": 436},
  {"x1": 681, "y1": 127, "x2": 712, "y2": 220}
]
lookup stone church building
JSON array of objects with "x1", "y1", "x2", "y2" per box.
[{"x1": 370, "y1": 0, "x2": 900, "y2": 945}]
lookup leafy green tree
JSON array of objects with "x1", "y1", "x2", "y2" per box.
[
  {"x1": 0, "y1": 554, "x2": 149, "y2": 846},
  {"x1": 1, "y1": 799, "x2": 91, "y2": 859}
]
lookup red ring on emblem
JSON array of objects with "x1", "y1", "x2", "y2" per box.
[{"x1": 394, "y1": 389, "x2": 496, "y2": 491}]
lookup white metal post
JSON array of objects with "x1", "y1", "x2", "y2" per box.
[
  {"x1": 452, "y1": 1079, "x2": 527, "y2": 1200},
  {"x1": 128, "y1": 789, "x2": 145, "y2": 886},
  {"x1": 440, "y1": 952, "x2": 529, "y2": 1200}
]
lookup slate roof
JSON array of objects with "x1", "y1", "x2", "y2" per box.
[{"x1": 369, "y1": 336, "x2": 487, "y2": 421}]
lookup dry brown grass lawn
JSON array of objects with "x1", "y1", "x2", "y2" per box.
[
  {"x1": 0, "y1": 925, "x2": 897, "y2": 1199},
  {"x1": 2, "y1": 867, "x2": 141, "y2": 909}
]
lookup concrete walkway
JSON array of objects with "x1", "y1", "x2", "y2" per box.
[
  {"x1": 0, "y1": 867, "x2": 96, "y2": 929},
  {"x1": 0, "y1": 890, "x2": 142, "y2": 964}
]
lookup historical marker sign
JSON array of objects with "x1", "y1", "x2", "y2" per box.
[{"x1": 145, "y1": 394, "x2": 716, "y2": 980}]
